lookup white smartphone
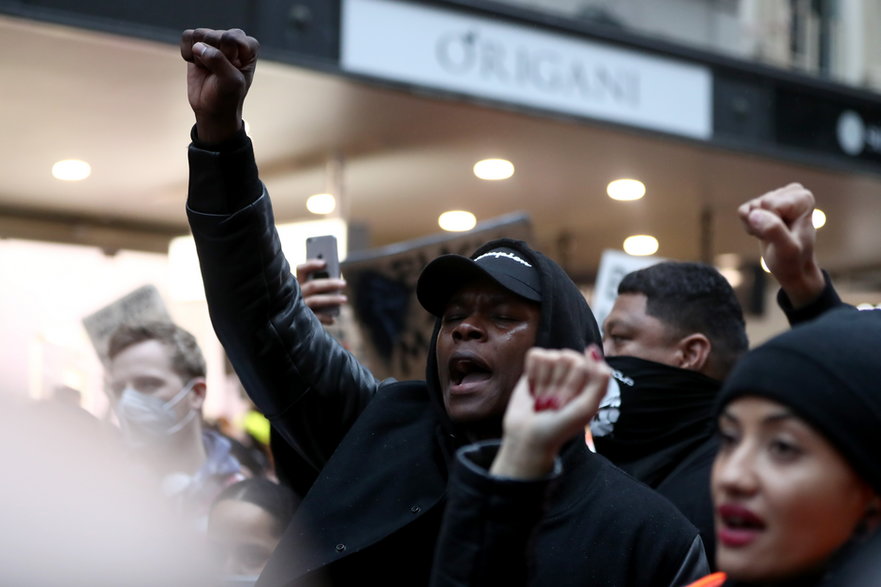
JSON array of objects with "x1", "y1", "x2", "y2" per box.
[{"x1": 305, "y1": 235, "x2": 341, "y2": 317}]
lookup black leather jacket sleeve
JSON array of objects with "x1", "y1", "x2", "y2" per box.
[
  {"x1": 185, "y1": 133, "x2": 382, "y2": 475},
  {"x1": 671, "y1": 536, "x2": 712, "y2": 587},
  {"x1": 777, "y1": 270, "x2": 846, "y2": 326}
]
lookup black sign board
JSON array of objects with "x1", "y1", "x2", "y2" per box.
[{"x1": 774, "y1": 87, "x2": 881, "y2": 167}]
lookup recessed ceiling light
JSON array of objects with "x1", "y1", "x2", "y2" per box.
[
  {"x1": 439, "y1": 210, "x2": 477, "y2": 232},
  {"x1": 812, "y1": 208, "x2": 827, "y2": 229},
  {"x1": 622, "y1": 234, "x2": 658, "y2": 256},
  {"x1": 52, "y1": 159, "x2": 91, "y2": 181},
  {"x1": 607, "y1": 178, "x2": 645, "y2": 201},
  {"x1": 306, "y1": 193, "x2": 336, "y2": 215},
  {"x1": 473, "y1": 159, "x2": 514, "y2": 181}
]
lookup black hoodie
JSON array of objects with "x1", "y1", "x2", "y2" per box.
[{"x1": 424, "y1": 237, "x2": 604, "y2": 444}]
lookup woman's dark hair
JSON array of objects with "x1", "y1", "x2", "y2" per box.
[{"x1": 211, "y1": 478, "x2": 298, "y2": 537}]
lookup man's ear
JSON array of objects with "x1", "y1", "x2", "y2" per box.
[
  {"x1": 188, "y1": 377, "x2": 207, "y2": 411},
  {"x1": 675, "y1": 334, "x2": 712, "y2": 373}
]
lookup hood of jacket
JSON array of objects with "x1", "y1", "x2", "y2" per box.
[{"x1": 422, "y1": 238, "x2": 602, "y2": 442}]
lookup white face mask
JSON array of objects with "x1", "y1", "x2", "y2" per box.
[{"x1": 115, "y1": 380, "x2": 198, "y2": 447}]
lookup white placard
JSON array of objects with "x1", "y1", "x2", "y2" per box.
[
  {"x1": 342, "y1": 0, "x2": 712, "y2": 139},
  {"x1": 590, "y1": 249, "x2": 664, "y2": 330},
  {"x1": 82, "y1": 285, "x2": 171, "y2": 366}
]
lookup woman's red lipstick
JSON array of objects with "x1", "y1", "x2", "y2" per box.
[{"x1": 717, "y1": 503, "x2": 766, "y2": 547}]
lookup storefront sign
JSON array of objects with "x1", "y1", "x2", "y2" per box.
[{"x1": 342, "y1": 0, "x2": 712, "y2": 139}]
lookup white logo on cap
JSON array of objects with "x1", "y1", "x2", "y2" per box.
[{"x1": 475, "y1": 251, "x2": 533, "y2": 267}]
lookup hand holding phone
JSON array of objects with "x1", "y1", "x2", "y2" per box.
[
  {"x1": 305, "y1": 235, "x2": 340, "y2": 281},
  {"x1": 302, "y1": 235, "x2": 345, "y2": 321}
]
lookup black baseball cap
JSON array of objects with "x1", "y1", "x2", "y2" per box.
[{"x1": 417, "y1": 247, "x2": 542, "y2": 317}]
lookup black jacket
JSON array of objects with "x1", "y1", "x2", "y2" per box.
[
  {"x1": 432, "y1": 441, "x2": 708, "y2": 587},
  {"x1": 594, "y1": 356, "x2": 721, "y2": 563},
  {"x1": 777, "y1": 271, "x2": 844, "y2": 326},
  {"x1": 187, "y1": 130, "x2": 707, "y2": 586}
]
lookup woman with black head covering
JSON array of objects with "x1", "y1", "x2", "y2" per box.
[{"x1": 687, "y1": 308, "x2": 881, "y2": 586}]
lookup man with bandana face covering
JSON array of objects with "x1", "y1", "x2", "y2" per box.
[
  {"x1": 107, "y1": 321, "x2": 247, "y2": 527},
  {"x1": 593, "y1": 182, "x2": 841, "y2": 564},
  {"x1": 594, "y1": 262, "x2": 749, "y2": 563}
]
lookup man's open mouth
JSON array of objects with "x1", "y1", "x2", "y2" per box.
[{"x1": 449, "y1": 353, "x2": 492, "y2": 387}]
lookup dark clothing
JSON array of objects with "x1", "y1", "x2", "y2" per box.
[
  {"x1": 689, "y1": 539, "x2": 875, "y2": 586},
  {"x1": 187, "y1": 130, "x2": 706, "y2": 586},
  {"x1": 594, "y1": 356, "x2": 720, "y2": 561},
  {"x1": 432, "y1": 441, "x2": 708, "y2": 587},
  {"x1": 690, "y1": 558, "x2": 853, "y2": 586},
  {"x1": 692, "y1": 533, "x2": 881, "y2": 585},
  {"x1": 269, "y1": 426, "x2": 318, "y2": 500},
  {"x1": 777, "y1": 270, "x2": 845, "y2": 326},
  {"x1": 834, "y1": 531, "x2": 881, "y2": 586}
]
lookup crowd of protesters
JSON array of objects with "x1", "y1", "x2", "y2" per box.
[
  {"x1": 5, "y1": 24, "x2": 880, "y2": 587},
  {"x1": 175, "y1": 27, "x2": 881, "y2": 587}
]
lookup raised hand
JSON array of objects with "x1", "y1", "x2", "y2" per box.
[
  {"x1": 296, "y1": 259, "x2": 348, "y2": 326},
  {"x1": 180, "y1": 28, "x2": 259, "y2": 144},
  {"x1": 738, "y1": 183, "x2": 825, "y2": 308},
  {"x1": 490, "y1": 345, "x2": 609, "y2": 480}
]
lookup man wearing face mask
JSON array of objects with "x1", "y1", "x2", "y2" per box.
[
  {"x1": 593, "y1": 261, "x2": 749, "y2": 564},
  {"x1": 592, "y1": 183, "x2": 843, "y2": 565},
  {"x1": 107, "y1": 321, "x2": 247, "y2": 527}
]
